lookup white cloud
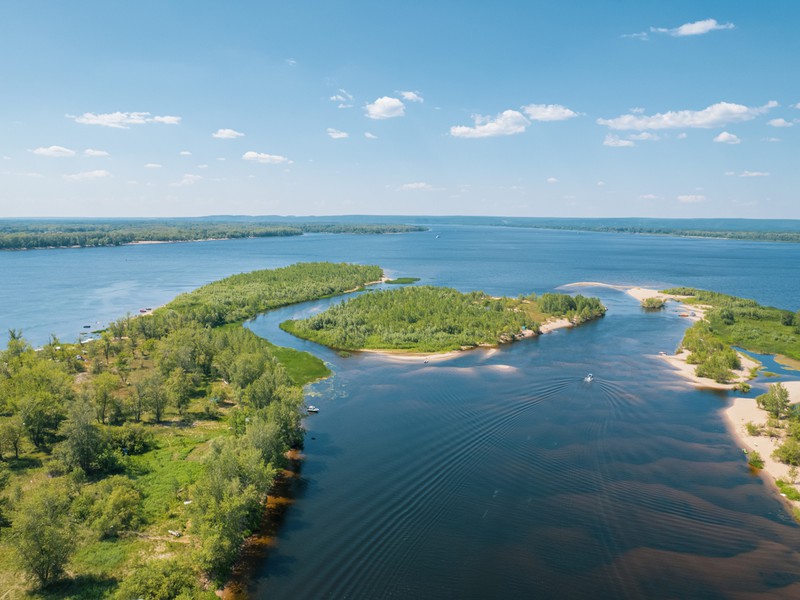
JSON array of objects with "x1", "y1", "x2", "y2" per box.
[
  {"x1": 32, "y1": 145, "x2": 75, "y2": 157},
  {"x1": 171, "y1": 174, "x2": 202, "y2": 187},
  {"x1": 286, "y1": 58, "x2": 297, "y2": 66},
  {"x1": 598, "y1": 101, "x2": 776, "y2": 130},
  {"x1": 713, "y1": 131, "x2": 741, "y2": 144},
  {"x1": 364, "y1": 132, "x2": 378, "y2": 139},
  {"x1": 630, "y1": 107, "x2": 646, "y2": 114},
  {"x1": 628, "y1": 132, "x2": 660, "y2": 141},
  {"x1": 68, "y1": 111, "x2": 181, "y2": 128},
  {"x1": 652, "y1": 18, "x2": 734, "y2": 37},
  {"x1": 179, "y1": 151, "x2": 192, "y2": 156},
  {"x1": 724, "y1": 171, "x2": 736, "y2": 176},
  {"x1": 521, "y1": 104, "x2": 579, "y2": 121},
  {"x1": 768, "y1": 118, "x2": 793, "y2": 128},
  {"x1": 212, "y1": 128, "x2": 245, "y2": 139},
  {"x1": 740, "y1": 171, "x2": 769, "y2": 177},
  {"x1": 400, "y1": 182, "x2": 433, "y2": 190},
  {"x1": 678, "y1": 194, "x2": 705, "y2": 203},
  {"x1": 603, "y1": 134, "x2": 635, "y2": 147},
  {"x1": 546, "y1": 177, "x2": 558, "y2": 184},
  {"x1": 677, "y1": 132, "x2": 688, "y2": 139},
  {"x1": 197, "y1": 164, "x2": 209, "y2": 169},
  {"x1": 326, "y1": 128, "x2": 349, "y2": 139},
  {"x1": 63, "y1": 169, "x2": 112, "y2": 181},
  {"x1": 330, "y1": 89, "x2": 353, "y2": 108},
  {"x1": 399, "y1": 91, "x2": 424, "y2": 103},
  {"x1": 242, "y1": 151, "x2": 292, "y2": 164},
  {"x1": 144, "y1": 163, "x2": 162, "y2": 169},
  {"x1": 450, "y1": 110, "x2": 529, "y2": 138},
  {"x1": 365, "y1": 96, "x2": 406, "y2": 119},
  {"x1": 597, "y1": 181, "x2": 606, "y2": 186},
  {"x1": 792, "y1": 103, "x2": 800, "y2": 109},
  {"x1": 83, "y1": 148, "x2": 109, "y2": 157},
  {"x1": 622, "y1": 32, "x2": 650, "y2": 41},
  {"x1": 762, "y1": 137, "x2": 781, "y2": 142},
  {"x1": 639, "y1": 194, "x2": 658, "y2": 199}
]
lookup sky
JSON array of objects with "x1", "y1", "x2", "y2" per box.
[{"x1": 1, "y1": 1, "x2": 798, "y2": 219}]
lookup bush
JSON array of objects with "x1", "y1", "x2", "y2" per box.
[
  {"x1": 641, "y1": 297, "x2": 666, "y2": 310},
  {"x1": 745, "y1": 421, "x2": 762, "y2": 436},
  {"x1": 774, "y1": 438, "x2": 800, "y2": 466},
  {"x1": 114, "y1": 558, "x2": 198, "y2": 600},
  {"x1": 748, "y1": 450, "x2": 764, "y2": 469}
]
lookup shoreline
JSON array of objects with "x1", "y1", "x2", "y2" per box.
[
  {"x1": 356, "y1": 316, "x2": 576, "y2": 362},
  {"x1": 723, "y1": 382, "x2": 800, "y2": 512}
]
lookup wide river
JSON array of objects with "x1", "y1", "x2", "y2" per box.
[{"x1": 3, "y1": 225, "x2": 800, "y2": 598}]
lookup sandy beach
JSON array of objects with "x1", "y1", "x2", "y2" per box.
[{"x1": 724, "y1": 381, "x2": 800, "y2": 509}]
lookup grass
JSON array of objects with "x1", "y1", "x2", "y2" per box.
[
  {"x1": 266, "y1": 343, "x2": 331, "y2": 385},
  {"x1": 776, "y1": 479, "x2": 800, "y2": 501},
  {"x1": 385, "y1": 277, "x2": 420, "y2": 284}
]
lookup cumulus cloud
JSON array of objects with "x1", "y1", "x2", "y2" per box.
[
  {"x1": 598, "y1": 101, "x2": 776, "y2": 130},
  {"x1": 678, "y1": 194, "x2": 705, "y2": 203},
  {"x1": 740, "y1": 171, "x2": 769, "y2": 177},
  {"x1": 330, "y1": 89, "x2": 353, "y2": 108},
  {"x1": 768, "y1": 118, "x2": 793, "y2": 128},
  {"x1": 365, "y1": 96, "x2": 406, "y2": 119},
  {"x1": 450, "y1": 110, "x2": 529, "y2": 138},
  {"x1": 521, "y1": 104, "x2": 579, "y2": 121},
  {"x1": 399, "y1": 91, "x2": 424, "y2": 103},
  {"x1": 326, "y1": 128, "x2": 349, "y2": 139},
  {"x1": 63, "y1": 169, "x2": 112, "y2": 181},
  {"x1": 83, "y1": 148, "x2": 109, "y2": 157},
  {"x1": 400, "y1": 182, "x2": 433, "y2": 190},
  {"x1": 68, "y1": 112, "x2": 181, "y2": 128},
  {"x1": 242, "y1": 151, "x2": 292, "y2": 164},
  {"x1": 32, "y1": 145, "x2": 75, "y2": 157},
  {"x1": 364, "y1": 132, "x2": 378, "y2": 139},
  {"x1": 713, "y1": 131, "x2": 741, "y2": 144},
  {"x1": 602, "y1": 134, "x2": 635, "y2": 147},
  {"x1": 652, "y1": 18, "x2": 734, "y2": 37},
  {"x1": 212, "y1": 128, "x2": 245, "y2": 139}
]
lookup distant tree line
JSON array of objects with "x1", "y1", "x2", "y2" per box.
[{"x1": 0, "y1": 220, "x2": 426, "y2": 250}]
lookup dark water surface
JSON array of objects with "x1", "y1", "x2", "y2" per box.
[{"x1": 3, "y1": 225, "x2": 800, "y2": 598}]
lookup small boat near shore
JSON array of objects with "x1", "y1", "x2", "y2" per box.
[
  {"x1": 307, "y1": 405, "x2": 320, "y2": 413},
  {"x1": 584, "y1": 373, "x2": 594, "y2": 382}
]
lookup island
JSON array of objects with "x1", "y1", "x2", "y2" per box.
[
  {"x1": 0, "y1": 262, "x2": 382, "y2": 597},
  {"x1": 280, "y1": 286, "x2": 606, "y2": 354}
]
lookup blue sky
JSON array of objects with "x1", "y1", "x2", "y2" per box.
[{"x1": 1, "y1": 1, "x2": 798, "y2": 218}]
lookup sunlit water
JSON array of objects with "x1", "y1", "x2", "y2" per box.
[{"x1": 2, "y1": 226, "x2": 800, "y2": 598}]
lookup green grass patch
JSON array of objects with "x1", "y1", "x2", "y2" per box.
[
  {"x1": 266, "y1": 342, "x2": 331, "y2": 385},
  {"x1": 385, "y1": 277, "x2": 420, "y2": 284},
  {"x1": 776, "y1": 479, "x2": 800, "y2": 501}
]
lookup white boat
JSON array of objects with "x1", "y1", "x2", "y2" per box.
[
  {"x1": 584, "y1": 373, "x2": 594, "y2": 382},
  {"x1": 307, "y1": 405, "x2": 320, "y2": 413}
]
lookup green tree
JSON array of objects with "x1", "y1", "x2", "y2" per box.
[
  {"x1": 56, "y1": 399, "x2": 104, "y2": 473},
  {"x1": 137, "y1": 372, "x2": 168, "y2": 422},
  {"x1": 11, "y1": 482, "x2": 75, "y2": 588},
  {"x1": 757, "y1": 383, "x2": 790, "y2": 419},
  {"x1": 774, "y1": 437, "x2": 800, "y2": 466},
  {"x1": 113, "y1": 558, "x2": 198, "y2": 600},
  {"x1": 0, "y1": 415, "x2": 24, "y2": 459},
  {"x1": 92, "y1": 371, "x2": 120, "y2": 424}
]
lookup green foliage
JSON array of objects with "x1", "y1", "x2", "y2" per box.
[
  {"x1": 641, "y1": 297, "x2": 666, "y2": 309},
  {"x1": 113, "y1": 557, "x2": 199, "y2": 600},
  {"x1": 776, "y1": 479, "x2": 800, "y2": 501},
  {"x1": 757, "y1": 383, "x2": 790, "y2": 419},
  {"x1": 680, "y1": 320, "x2": 741, "y2": 382},
  {"x1": 73, "y1": 476, "x2": 143, "y2": 539},
  {"x1": 386, "y1": 277, "x2": 421, "y2": 284},
  {"x1": 745, "y1": 421, "x2": 762, "y2": 436},
  {"x1": 283, "y1": 288, "x2": 605, "y2": 353},
  {"x1": 774, "y1": 438, "x2": 800, "y2": 466},
  {"x1": 747, "y1": 450, "x2": 765, "y2": 469},
  {"x1": 55, "y1": 399, "x2": 104, "y2": 473},
  {"x1": 11, "y1": 481, "x2": 75, "y2": 588}
]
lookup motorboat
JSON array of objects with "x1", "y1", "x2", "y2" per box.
[
  {"x1": 584, "y1": 373, "x2": 594, "y2": 383},
  {"x1": 307, "y1": 405, "x2": 320, "y2": 413}
]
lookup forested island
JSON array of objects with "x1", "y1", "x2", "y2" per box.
[
  {"x1": 0, "y1": 262, "x2": 382, "y2": 597},
  {"x1": 664, "y1": 287, "x2": 800, "y2": 384},
  {"x1": 0, "y1": 219, "x2": 426, "y2": 250},
  {"x1": 281, "y1": 287, "x2": 606, "y2": 353}
]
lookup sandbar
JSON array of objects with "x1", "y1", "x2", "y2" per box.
[{"x1": 723, "y1": 381, "x2": 800, "y2": 509}]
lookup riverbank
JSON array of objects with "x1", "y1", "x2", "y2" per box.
[{"x1": 723, "y1": 382, "x2": 800, "y2": 512}]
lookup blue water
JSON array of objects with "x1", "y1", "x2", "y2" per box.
[{"x1": 3, "y1": 226, "x2": 800, "y2": 598}]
